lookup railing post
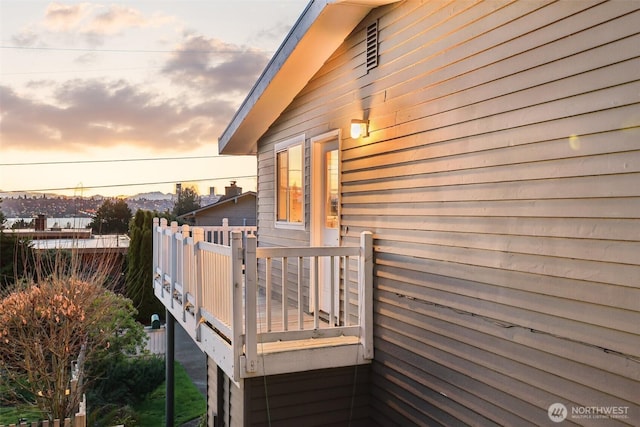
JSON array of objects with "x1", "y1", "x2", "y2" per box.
[
  {"x1": 359, "y1": 231, "x2": 374, "y2": 360},
  {"x1": 74, "y1": 393, "x2": 86, "y2": 427},
  {"x1": 193, "y1": 228, "x2": 204, "y2": 342},
  {"x1": 180, "y1": 224, "x2": 190, "y2": 321},
  {"x1": 244, "y1": 235, "x2": 258, "y2": 373},
  {"x1": 170, "y1": 221, "x2": 179, "y2": 309},
  {"x1": 222, "y1": 218, "x2": 230, "y2": 246},
  {"x1": 159, "y1": 218, "x2": 168, "y2": 298},
  {"x1": 230, "y1": 231, "x2": 243, "y2": 381},
  {"x1": 153, "y1": 217, "x2": 159, "y2": 278}
]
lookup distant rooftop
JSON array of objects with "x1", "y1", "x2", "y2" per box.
[{"x1": 31, "y1": 235, "x2": 129, "y2": 253}]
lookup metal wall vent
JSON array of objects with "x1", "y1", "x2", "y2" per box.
[{"x1": 366, "y1": 20, "x2": 379, "y2": 71}]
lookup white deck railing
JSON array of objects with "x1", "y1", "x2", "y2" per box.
[{"x1": 152, "y1": 218, "x2": 373, "y2": 380}]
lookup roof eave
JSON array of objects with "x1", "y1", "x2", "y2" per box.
[{"x1": 218, "y1": 0, "x2": 392, "y2": 155}]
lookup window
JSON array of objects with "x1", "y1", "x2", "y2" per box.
[{"x1": 275, "y1": 136, "x2": 304, "y2": 227}]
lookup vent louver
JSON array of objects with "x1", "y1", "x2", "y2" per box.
[{"x1": 366, "y1": 20, "x2": 378, "y2": 71}]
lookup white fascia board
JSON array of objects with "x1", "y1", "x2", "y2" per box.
[{"x1": 218, "y1": 0, "x2": 389, "y2": 155}]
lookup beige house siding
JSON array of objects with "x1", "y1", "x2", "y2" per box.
[
  {"x1": 244, "y1": 366, "x2": 372, "y2": 426},
  {"x1": 206, "y1": 359, "x2": 216, "y2": 427},
  {"x1": 207, "y1": 360, "x2": 244, "y2": 427},
  {"x1": 254, "y1": 0, "x2": 639, "y2": 425}
]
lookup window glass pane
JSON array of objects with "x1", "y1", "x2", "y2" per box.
[
  {"x1": 325, "y1": 149, "x2": 338, "y2": 228},
  {"x1": 276, "y1": 150, "x2": 288, "y2": 221},
  {"x1": 288, "y1": 144, "x2": 303, "y2": 223}
]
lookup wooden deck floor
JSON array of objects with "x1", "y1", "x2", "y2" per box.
[
  {"x1": 157, "y1": 280, "x2": 368, "y2": 380},
  {"x1": 255, "y1": 295, "x2": 332, "y2": 333}
]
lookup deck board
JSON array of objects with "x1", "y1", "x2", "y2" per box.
[
  {"x1": 255, "y1": 291, "x2": 334, "y2": 333},
  {"x1": 256, "y1": 335, "x2": 360, "y2": 354}
]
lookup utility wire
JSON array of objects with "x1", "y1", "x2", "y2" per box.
[
  {"x1": 0, "y1": 65, "x2": 162, "y2": 76},
  {"x1": 0, "y1": 155, "x2": 248, "y2": 167},
  {"x1": 9, "y1": 175, "x2": 256, "y2": 193},
  {"x1": 0, "y1": 45, "x2": 265, "y2": 54}
]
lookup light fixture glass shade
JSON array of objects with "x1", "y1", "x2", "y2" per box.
[{"x1": 350, "y1": 119, "x2": 368, "y2": 138}]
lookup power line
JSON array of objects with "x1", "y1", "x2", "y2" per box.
[
  {"x1": 0, "y1": 65, "x2": 162, "y2": 76},
  {"x1": 7, "y1": 176, "x2": 256, "y2": 193},
  {"x1": 0, "y1": 155, "x2": 245, "y2": 167},
  {"x1": 0, "y1": 45, "x2": 264, "y2": 54}
]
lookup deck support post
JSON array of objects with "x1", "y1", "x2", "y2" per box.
[{"x1": 165, "y1": 310, "x2": 175, "y2": 427}]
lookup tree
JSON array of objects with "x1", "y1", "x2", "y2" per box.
[
  {"x1": 88, "y1": 199, "x2": 132, "y2": 234},
  {"x1": 0, "y1": 250, "x2": 145, "y2": 420},
  {"x1": 0, "y1": 198, "x2": 6, "y2": 228},
  {"x1": 172, "y1": 186, "x2": 201, "y2": 217},
  {"x1": 0, "y1": 233, "x2": 33, "y2": 293},
  {"x1": 125, "y1": 210, "x2": 165, "y2": 324},
  {"x1": 11, "y1": 219, "x2": 34, "y2": 229}
]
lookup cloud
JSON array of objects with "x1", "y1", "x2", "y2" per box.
[
  {"x1": 162, "y1": 35, "x2": 270, "y2": 95},
  {"x1": 38, "y1": 3, "x2": 174, "y2": 45},
  {"x1": 10, "y1": 28, "x2": 41, "y2": 47},
  {"x1": 0, "y1": 79, "x2": 236, "y2": 152},
  {"x1": 44, "y1": 2, "x2": 92, "y2": 32}
]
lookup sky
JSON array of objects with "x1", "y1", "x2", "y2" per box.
[{"x1": 0, "y1": 0, "x2": 308, "y2": 197}]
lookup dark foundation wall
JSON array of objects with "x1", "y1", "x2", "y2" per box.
[{"x1": 244, "y1": 365, "x2": 374, "y2": 427}]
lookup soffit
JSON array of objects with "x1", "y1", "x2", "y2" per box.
[{"x1": 218, "y1": 0, "x2": 394, "y2": 155}]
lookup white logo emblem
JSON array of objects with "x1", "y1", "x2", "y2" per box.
[{"x1": 548, "y1": 403, "x2": 568, "y2": 423}]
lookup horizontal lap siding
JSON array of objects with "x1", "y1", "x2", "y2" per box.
[
  {"x1": 207, "y1": 360, "x2": 216, "y2": 427},
  {"x1": 245, "y1": 366, "x2": 372, "y2": 426},
  {"x1": 339, "y1": 1, "x2": 639, "y2": 425},
  {"x1": 254, "y1": 0, "x2": 640, "y2": 425}
]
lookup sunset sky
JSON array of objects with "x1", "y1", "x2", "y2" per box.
[{"x1": 0, "y1": 0, "x2": 308, "y2": 197}]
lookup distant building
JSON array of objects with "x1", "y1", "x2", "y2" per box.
[
  {"x1": 178, "y1": 182, "x2": 256, "y2": 227},
  {"x1": 34, "y1": 214, "x2": 46, "y2": 231}
]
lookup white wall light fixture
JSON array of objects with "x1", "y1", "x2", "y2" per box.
[{"x1": 350, "y1": 119, "x2": 369, "y2": 139}]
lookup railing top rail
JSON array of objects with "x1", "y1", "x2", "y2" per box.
[
  {"x1": 197, "y1": 240, "x2": 234, "y2": 255},
  {"x1": 255, "y1": 245, "x2": 360, "y2": 258},
  {"x1": 197, "y1": 225, "x2": 257, "y2": 230}
]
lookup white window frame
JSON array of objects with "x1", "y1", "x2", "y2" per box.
[{"x1": 274, "y1": 134, "x2": 305, "y2": 230}]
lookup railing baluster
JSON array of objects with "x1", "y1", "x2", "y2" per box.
[
  {"x1": 298, "y1": 257, "x2": 303, "y2": 330},
  {"x1": 330, "y1": 256, "x2": 335, "y2": 326},
  {"x1": 266, "y1": 258, "x2": 272, "y2": 332},
  {"x1": 344, "y1": 256, "x2": 350, "y2": 326},
  {"x1": 282, "y1": 257, "x2": 288, "y2": 332},
  {"x1": 313, "y1": 256, "x2": 319, "y2": 329}
]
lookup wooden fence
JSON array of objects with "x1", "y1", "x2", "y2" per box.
[
  {"x1": 144, "y1": 326, "x2": 166, "y2": 354},
  {"x1": 1, "y1": 394, "x2": 86, "y2": 427}
]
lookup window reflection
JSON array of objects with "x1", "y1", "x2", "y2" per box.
[
  {"x1": 276, "y1": 143, "x2": 303, "y2": 224},
  {"x1": 325, "y1": 149, "x2": 338, "y2": 228}
]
